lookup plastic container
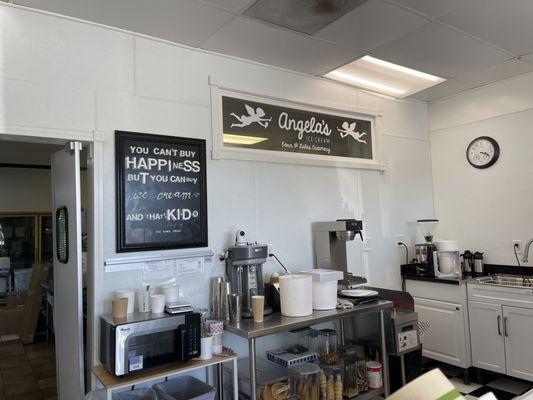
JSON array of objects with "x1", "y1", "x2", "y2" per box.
[
  {"x1": 114, "y1": 388, "x2": 158, "y2": 400},
  {"x1": 222, "y1": 357, "x2": 290, "y2": 400},
  {"x1": 318, "y1": 329, "x2": 338, "y2": 365},
  {"x1": 289, "y1": 363, "x2": 320, "y2": 400},
  {"x1": 154, "y1": 375, "x2": 215, "y2": 400},
  {"x1": 302, "y1": 269, "x2": 343, "y2": 310},
  {"x1": 366, "y1": 361, "x2": 383, "y2": 389},
  {"x1": 279, "y1": 274, "x2": 312, "y2": 317}
]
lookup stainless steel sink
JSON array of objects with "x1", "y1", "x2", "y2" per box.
[{"x1": 472, "y1": 275, "x2": 533, "y2": 288}]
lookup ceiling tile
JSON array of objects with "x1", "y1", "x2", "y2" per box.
[
  {"x1": 14, "y1": 0, "x2": 234, "y2": 47},
  {"x1": 439, "y1": 0, "x2": 533, "y2": 55},
  {"x1": 197, "y1": 0, "x2": 255, "y2": 13},
  {"x1": 409, "y1": 79, "x2": 474, "y2": 102},
  {"x1": 315, "y1": 0, "x2": 427, "y2": 52},
  {"x1": 457, "y1": 58, "x2": 533, "y2": 87},
  {"x1": 371, "y1": 23, "x2": 509, "y2": 78},
  {"x1": 389, "y1": 0, "x2": 466, "y2": 19},
  {"x1": 201, "y1": 17, "x2": 361, "y2": 75}
]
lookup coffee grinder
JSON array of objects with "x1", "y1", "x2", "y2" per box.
[
  {"x1": 225, "y1": 230, "x2": 272, "y2": 318},
  {"x1": 414, "y1": 219, "x2": 439, "y2": 277}
]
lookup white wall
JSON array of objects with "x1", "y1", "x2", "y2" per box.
[
  {"x1": 0, "y1": 3, "x2": 433, "y2": 364},
  {"x1": 430, "y1": 72, "x2": 533, "y2": 266}
]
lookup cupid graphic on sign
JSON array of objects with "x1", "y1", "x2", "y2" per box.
[
  {"x1": 338, "y1": 121, "x2": 367, "y2": 144},
  {"x1": 230, "y1": 104, "x2": 272, "y2": 128}
]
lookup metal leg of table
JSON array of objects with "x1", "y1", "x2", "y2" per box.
[
  {"x1": 249, "y1": 338, "x2": 257, "y2": 400},
  {"x1": 206, "y1": 365, "x2": 210, "y2": 385},
  {"x1": 380, "y1": 309, "x2": 390, "y2": 397},
  {"x1": 216, "y1": 363, "x2": 224, "y2": 400},
  {"x1": 233, "y1": 357, "x2": 239, "y2": 400},
  {"x1": 400, "y1": 354, "x2": 406, "y2": 385},
  {"x1": 339, "y1": 318, "x2": 345, "y2": 346},
  {"x1": 106, "y1": 389, "x2": 113, "y2": 400}
]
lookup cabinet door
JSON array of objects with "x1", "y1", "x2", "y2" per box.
[
  {"x1": 503, "y1": 306, "x2": 533, "y2": 380},
  {"x1": 414, "y1": 297, "x2": 469, "y2": 367},
  {"x1": 468, "y1": 301, "x2": 506, "y2": 373}
]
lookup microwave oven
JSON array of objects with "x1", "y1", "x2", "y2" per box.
[{"x1": 100, "y1": 311, "x2": 201, "y2": 376}]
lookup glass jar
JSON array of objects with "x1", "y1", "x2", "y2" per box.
[
  {"x1": 289, "y1": 363, "x2": 320, "y2": 400},
  {"x1": 339, "y1": 346, "x2": 361, "y2": 398},
  {"x1": 318, "y1": 329, "x2": 338, "y2": 365}
]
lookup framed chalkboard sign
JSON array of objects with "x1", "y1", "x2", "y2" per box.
[
  {"x1": 115, "y1": 131, "x2": 207, "y2": 252},
  {"x1": 209, "y1": 81, "x2": 384, "y2": 171}
]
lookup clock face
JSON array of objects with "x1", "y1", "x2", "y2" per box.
[{"x1": 466, "y1": 136, "x2": 500, "y2": 169}]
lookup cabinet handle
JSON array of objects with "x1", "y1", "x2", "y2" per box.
[
  {"x1": 497, "y1": 315, "x2": 502, "y2": 335},
  {"x1": 504, "y1": 316, "x2": 509, "y2": 337}
]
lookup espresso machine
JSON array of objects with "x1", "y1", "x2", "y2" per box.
[
  {"x1": 312, "y1": 219, "x2": 364, "y2": 287},
  {"x1": 401, "y1": 219, "x2": 439, "y2": 278},
  {"x1": 226, "y1": 230, "x2": 272, "y2": 318}
]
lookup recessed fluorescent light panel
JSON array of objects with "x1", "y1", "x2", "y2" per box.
[
  {"x1": 325, "y1": 55, "x2": 445, "y2": 98},
  {"x1": 223, "y1": 134, "x2": 268, "y2": 145}
]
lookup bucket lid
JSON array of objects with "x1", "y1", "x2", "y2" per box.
[
  {"x1": 289, "y1": 363, "x2": 320, "y2": 376},
  {"x1": 302, "y1": 269, "x2": 343, "y2": 282}
]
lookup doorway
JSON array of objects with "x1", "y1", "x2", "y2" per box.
[{"x1": 0, "y1": 138, "x2": 90, "y2": 400}]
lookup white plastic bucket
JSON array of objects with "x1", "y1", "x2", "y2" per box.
[
  {"x1": 302, "y1": 269, "x2": 343, "y2": 310},
  {"x1": 279, "y1": 274, "x2": 312, "y2": 317}
]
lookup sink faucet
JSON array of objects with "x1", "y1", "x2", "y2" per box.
[{"x1": 522, "y1": 238, "x2": 533, "y2": 263}]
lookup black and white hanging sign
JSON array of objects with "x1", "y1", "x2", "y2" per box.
[
  {"x1": 115, "y1": 131, "x2": 207, "y2": 252},
  {"x1": 221, "y1": 95, "x2": 374, "y2": 160}
]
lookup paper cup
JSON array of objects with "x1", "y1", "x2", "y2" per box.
[
  {"x1": 199, "y1": 336, "x2": 213, "y2": 360},
  {"x1": 150, "y1": 294, "x2": 166, "y2": 314},
  {"x1": 115, "y1": 289, "x2": 135, "y2": 314},
  {"x1": 252, "y1": 295, "x2": 265, "y2": 323},
  {"x1": 162, "y1": 284, "x2": 180, "y2": 304},
  {"x1": 112, "y1": 298, "x2": 128, "y2": 319}
]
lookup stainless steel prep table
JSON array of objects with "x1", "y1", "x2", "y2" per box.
[{"x1": 225, "y1": 299, "x2": 394, "y2": 400}]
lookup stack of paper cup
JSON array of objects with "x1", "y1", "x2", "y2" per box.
[
  {"x1": 114, "y1": 289, "x2": 135, "y2": 314},
  {"x1": 162, "y1": 284, "x2": 180, "y2": 304},
  {"x1": 208, "y1": 320, "x2": 224, "y2": 354},
  {"x1": 150, "y1": 294, "x2": 166, "y2": 314}
]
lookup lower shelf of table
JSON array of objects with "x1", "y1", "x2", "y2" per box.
[
  {"x1": 350, "y1": 387, "x2": 385, "y2": 400},
  {"x1": 92, "y1": 354, "x2": 237, "y2": 390}
]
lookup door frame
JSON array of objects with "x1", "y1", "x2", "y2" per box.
[{"x1": 0, "y1": 129, "x2": 105, "y2": 390}]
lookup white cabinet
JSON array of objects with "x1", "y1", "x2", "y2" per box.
[
  {"x1": 468, "y1": 300, "x2": 533, "y2": 381},
  {"x1": 414, "y1": 297, "x2": 469, "y2": 367},
  {"x1": 503, "y1": 306, "x2": 533, "y2": 381},
  {"x1": 468, "y1": 301, "x2": 506, "y2": 374}
]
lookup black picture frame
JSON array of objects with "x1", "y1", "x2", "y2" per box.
[
  {"x1": 115, "y1": 130, "x2": 208, "y2": 252},
  {"x1": 466, "y1": 136, "x2": 500, "y2": 169}
]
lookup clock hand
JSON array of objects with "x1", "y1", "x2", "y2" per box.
[{"x1": 480, "y1": 151, "x2": 490, "y2": 156}]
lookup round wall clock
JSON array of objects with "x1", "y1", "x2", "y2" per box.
[{"x1": 466, "y1": 136, "x2": 500, "y2": 169}]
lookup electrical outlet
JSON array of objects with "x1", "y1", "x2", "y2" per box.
[
  {"x1": 396, "y1": 234, "x2": 405, "y2": 245},
  {"x1": 513, "y1": 240, "x2": 522, "y2": 254},
  {"x1": 267, "y1": 244, "x2": 275, "y2": 255}
]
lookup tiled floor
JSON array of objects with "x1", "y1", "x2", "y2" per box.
[
  {"x1": 0, "y1": 340, "x2": 56, "y2": 400},
  {"x1": 425, "y1": 360, "x2": 533, "y2": 400}
]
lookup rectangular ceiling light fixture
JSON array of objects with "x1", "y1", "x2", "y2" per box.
[
  {"x1": 223, "y1": 134, "x2": 268, "y2": 145},
  {"x1": 325, "y1": 55, "x2": 445, "y2": 98}
]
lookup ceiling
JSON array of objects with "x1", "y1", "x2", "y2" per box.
[{"x1": 10, "y1": 0, "x2": 533, "y2": 102}]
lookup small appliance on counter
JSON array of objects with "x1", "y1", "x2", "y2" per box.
[
  {"x1": 312, "y1": 219, "x2": 364, "y2": 287},
  {"x1": 433, "y1": 240, "x2": 461, "y2": 279},
  {"x1": 461, "y1": 250, "x2": 485, "y2": 276},
  {"x1": 400, "y1": 219, "x2": 439, "y2": 279},
  {"x1": 99, "y1": 311, "x2": 201, "y2": 376},
  {"x1": 225, "y1": 230, "x2": 272, "y2": 318},
  {"x1": 473, "y1": 251, "x2": 485, "y2": 276}
]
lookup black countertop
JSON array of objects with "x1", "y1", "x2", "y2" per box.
[{"x1": 401, "y1": 274, "x2": 463, "y2": 285}]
